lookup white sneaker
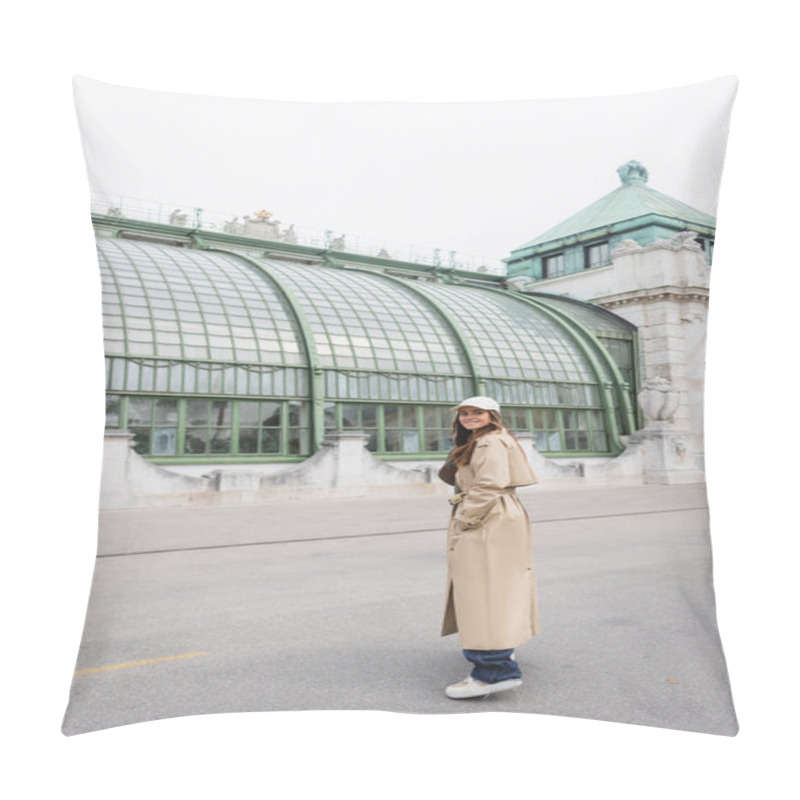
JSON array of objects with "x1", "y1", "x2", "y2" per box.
[{"x1": 445, "y1": 676, "x2": 522, "y2": 699}]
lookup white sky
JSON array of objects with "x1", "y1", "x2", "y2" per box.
[{"x1": 74, "y1": 76, "x2": 736, "y2": 268}]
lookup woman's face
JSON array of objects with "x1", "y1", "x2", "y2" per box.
[{"x1": 458, "y1": 406, "x2": 491, "y2": 431}]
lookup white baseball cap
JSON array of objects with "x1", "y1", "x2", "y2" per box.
[{"x1": 449, "y1": 396, "x2": 501, "y2": 412}]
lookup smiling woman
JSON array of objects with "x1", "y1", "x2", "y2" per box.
[
  {"x1": 457, "y1": 406, "x2": 491, "y2": 430},
  {"x1": 440, "y1": 396, "x2": 540, "y2": 699}
]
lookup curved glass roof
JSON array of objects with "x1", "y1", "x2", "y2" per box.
[
  {"x1": 412, "y1": 283, "x2": 597, "y2": 383},
  {"x1": 95, "y1": 230, "x2": 642, "y2": 454},
  {"x1": 528, "y1": 293, "x2": 635, "y2": 338},
  {"x1": 265, "y1": 260, "x2": 470, "y2": 375},
  {"x1": 99, "y1": 238, "x2": 305, "y2": 365},
  {"x1": 99, "y1": 238, "x2": 630, "y2": 404}
]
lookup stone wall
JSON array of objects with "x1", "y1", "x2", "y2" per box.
[
  {"x1": 101, "y1": 427, "x2": 666, "y2": 508},
  {"x1": 100, "y1": 430, "x2": 450, "y2": 508}
]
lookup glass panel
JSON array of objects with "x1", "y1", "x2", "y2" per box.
[
  {"x1": 401, "y1": 430, "x2": 420, "y2": 452},
  {"x1": 288, "y1": 428, "x2": 310, "y2": 456},
  {"x1": 105, "y1": 395, "x2": 120, "y2": 428},
  {"x1": 109, "y1": 359, "x2": 126, "y2": 391},
  {"x1": 288, "y1": 401, "x2": 309, "y2": 427},
  {"x1": 139, "y1": 364, "x2": 154, "y2": 391},
  {"x1": 170, "y1": 363, "x2": 183, "y2": 392},
  {"x1": 130, "y1": 427, "x2": 151, "y2": 455},
  {"x1": 152, "y1": 427, "x2": 177, "y2": 455},
  {"x1": 186, "y1": 400, "x2": 209, "y2": 426},
  {"x1": 184, "y1": 429, "x2": 208, "y2": 454},
  {"x1": 535, "y1": 429, "x2": 561, "y2": 452},
  {"x1": 154, "y1": 398, "x2": 178, "y2": 424},
  {"x1": 384, "y1": 405, "x2": 399, "y2": 427},
  {"x1": 261, "y1": 428, "x2": 281, "y2": 454},
  {"x1": 532, "y1": 408, "x2": 562, "y2": 452},
  {"x1": 533, "y1": 409, "x2": 558, "y2": 429},
  {"x1": 239, "y1": 427, "x2": 259, "y2": 454},
  {"x1": 239, "y1": 401, "x2": 261, "y2": 426},
  {"x1": 127, "y1": 397, "x2": 152, "y2": 425},
  {"x1": 210, "y1": 401, "x2": 232, "y2": 426},
  {"x1": 425, "y1": 430, "x2": 452, "y2": 452},
  {"x1": 385, "y1": 429, "x2": 420, "y2": 453},
  {"x1": 209, "y1": 428, "x2": 232, "y2": 454},
  {"x1": 195, "y1": 369, "x2": 209, "y2": 393},
  {"x1": 324, "y1": 403, "x2": 337, "y2": 431},
  {"x1": 422, "y1": 406, "x2": 450, "y2": 429},
  {"x1": 261, "y1": 402, "x2": 281, "y2": 426},
  {"x1": 505, "y1": 408, "x2": 528, "y2": 430},
  {"x1": 341, "y1": 404, "x2": 359, "y2": 428}
]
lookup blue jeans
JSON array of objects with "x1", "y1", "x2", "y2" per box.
[{"x1": 463, "y1": 649, "x2": 522, "y2": 683}]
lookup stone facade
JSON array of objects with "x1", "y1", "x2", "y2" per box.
[{"x1": 519, "y1": 232, "x2": 711, "y2": 484}]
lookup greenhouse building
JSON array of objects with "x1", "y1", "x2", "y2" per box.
[{"x1": 95, "y1": 161, "x2": 711, "y2": 506}]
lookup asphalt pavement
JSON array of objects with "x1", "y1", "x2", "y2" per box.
[{"x1": 61, "y1": 483, "x2": 739, "y2": 736}]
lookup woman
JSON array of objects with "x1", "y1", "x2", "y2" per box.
[{"x1": 439, "y1": 396, "x2": 540, "y2": 699}]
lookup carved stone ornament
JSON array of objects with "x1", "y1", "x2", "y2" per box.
[
  {"x1": 612, "y1": 232, "x2": 704, "y2": 259},
  {"x1": 611, "y1": 239, "x2": 643, "y2": 256},
  {"x1": 638, "y1": 377, "x2": 681, "y2": 423},
  {"x1": 643, "y1": 231, "x2": 703, "y2": 252}
]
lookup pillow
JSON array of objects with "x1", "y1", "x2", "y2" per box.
[{"x1": 63, "y1": 75, "x2": 738, "y2": 736}]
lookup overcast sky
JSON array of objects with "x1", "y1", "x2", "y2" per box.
[{"x1": 74, "y1": 75, "x2": 736, "y2": 270}]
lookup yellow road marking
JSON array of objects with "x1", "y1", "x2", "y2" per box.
[{"x1": 74, "y1": 651, "x2": 206, "y2": 676}]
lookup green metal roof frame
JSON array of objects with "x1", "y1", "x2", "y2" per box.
[
  {"x1": 202, "y1": 247, "x2": 327, "y2": 450},
  {"x1": 522, "y1": 294, "x2": 636, "y2": 434},
  {"x1": 332, "y1": 265, "x2": 486, "y2": 395},
  {"x1": 529, "y1": 291, "x2": 641, "y2": 427},
  {"x1": 96, "y1": 216, "x2": 640, "y2": 456},
  {"x1": 410, "y1": 281, "x2": 602, "y2": 386},
  {"x1": 526, "y1": 292, "x2": 637, "y2": 336},
  {"x1": 261, "y1": 259, "x2": 472, "y2": 378},
  {"x1": 480, "y1": 287, "x2": 636, "y2": 452},
  {"x1": 93, "y1": 213, "x2": 505, "y2": 287},
  {"x1": 98, "y1": 237, "x2": 307, "y2": 367}
]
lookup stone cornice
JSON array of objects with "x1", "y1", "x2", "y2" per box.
[{"x1": 593, "y1": 285, "x2": 710, "y2": 309}]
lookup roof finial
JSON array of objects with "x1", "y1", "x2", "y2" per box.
[{"x1": 617, "y1": 160, "x2": 649, "y2": 186}]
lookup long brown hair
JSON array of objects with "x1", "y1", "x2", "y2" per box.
[{"x1": 450, "y1": 409, "x2": 504, "y2": 466}]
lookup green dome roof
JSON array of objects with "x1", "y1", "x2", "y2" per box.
[{"x1": 514, "y1": 160, "x2": 716, "y2": 250}]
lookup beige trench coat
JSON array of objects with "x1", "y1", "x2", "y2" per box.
[{"x1": 441, "y1": 429, "x2": 541, "y2": 650}]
